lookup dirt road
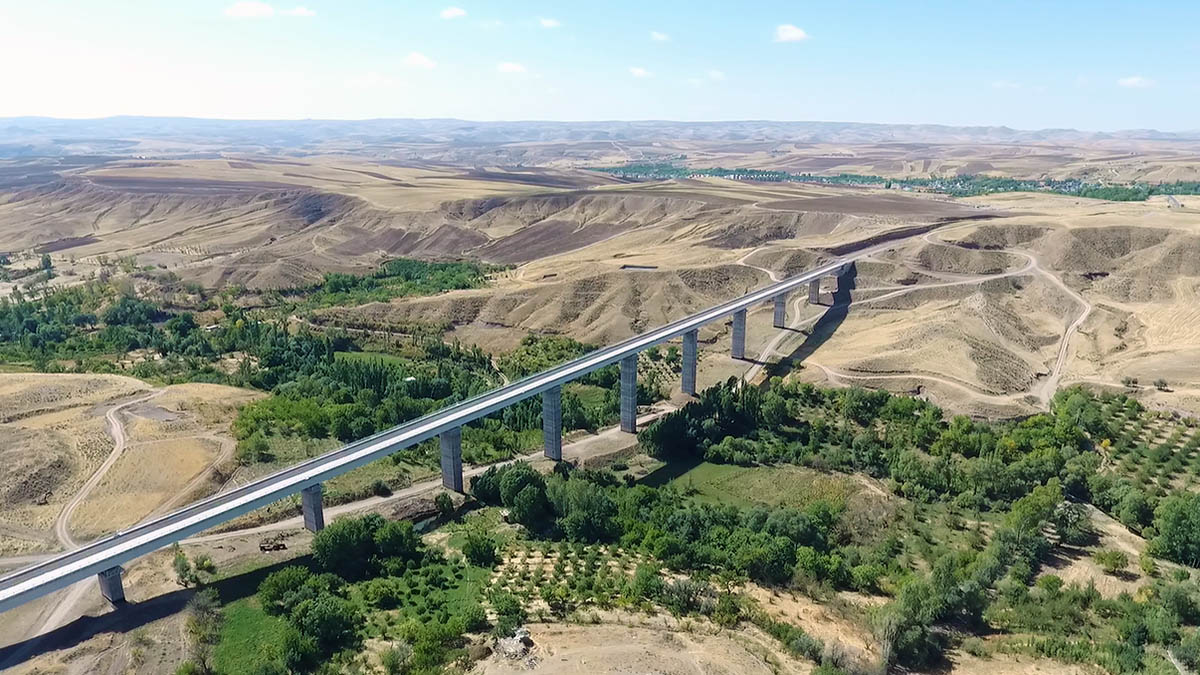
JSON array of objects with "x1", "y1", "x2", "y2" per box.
[{"x1": 53, "y1": 390, "x2": 163, "y2": 550}]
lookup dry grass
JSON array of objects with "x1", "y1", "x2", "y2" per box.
[{"x1": 0, "y1": 376, "x2": 259, "y2": 552}]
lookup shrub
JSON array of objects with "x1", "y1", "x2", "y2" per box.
[
  {"x1": 380, "y1": 642, "x2": 413, "y2": 675},
  {"x1": 713, "y1": 593, "x2": 742, "y2": 627},
  {"x1": 192, "y1": 553, "x2": 217, "y2": 575},
  {"x1": 660, "y1": 578, "x2": 715, "y2": 616},
  {"x1": 1139, "y1": 552, "x2": 1158, "y2": 577},
  {"x1": 459, "y1": 603, "x2": 488, "y2": 632},
  {"x1": 435, "y1": 492, "x2": 454, "y2": 517},
  {"x1": 1093, "y1": 550, "x2": 1129, "y2": 575},
  {"x1": 490, "y1": 590, "x2": 526, "y2": 636},
  {"x1": 850, "y1": 563, "x2": 886, "y2": 593},
  {"x1": 629, "y1": 565, "x2": 663, "y2": 601}
]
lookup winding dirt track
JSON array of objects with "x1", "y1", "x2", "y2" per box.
[
  {"x1": 53, "y1": 390, "x2": 164, "y2": 550},
  {"x1": 787, "y1": 225, "x2": 1092, "y2": 407}
]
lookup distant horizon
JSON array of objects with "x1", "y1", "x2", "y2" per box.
[{"x1": 3, "y1": 115, "x2": 1199, "y2": 137}]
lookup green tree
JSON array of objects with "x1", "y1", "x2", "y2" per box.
[
  {"x1": 258, "y1": 566, "x2": 312, "y2": 615},
  {"x1": 510, "y1": 483, "x2": 551, "y2": 530},
  {"x1": 311, "y1": 514, "x2": 384, "y2": 580},
  {"x1": 499, "y1": 462, "x2": 545, "y2": 507},
  {"x1": 183, "y1": 588, "x2": 223, "y2": 672},
  {"x1": 463, "y1": 531, "x2": 499, "y2": 567},
  {"x1": 1152, "y1": 493, "x2": 1200, "y2": 565},
  {"x1": 291, "y1": 593, "x2": 363, "y2": 657},
  {"x1": 173, "y1": 543, "x2": 197, "y2": 587},
  {"x1": 373, "y1": 520, "x2": 422, "y2": 562}
]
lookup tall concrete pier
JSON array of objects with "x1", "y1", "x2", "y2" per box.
[
  {"x1": 440, "y1": 427, "x2": 463, "y2": 492},
  {"x1": 773, "y1": 294, "x2": 787, "y2": 328},
  {"x1": 681, "y1": 330, "x2": 698, "y2": 395},
  {"x1": 731, "y1": 309, "x2": 746, "y2": 360},
  {"x1": 97, "y1": 566, "x2": 124, "y2": 604},
  {"x1": 808, "y1": 279, "x2": 820, "y2": 304},
  {"x1": 542, "y1": 385, "x2": 562, "y2": 460},
  {"x1": 301, "y1": 483, "x2": 325, "y2": 532},
  {"x1": 620, "y1": 354, "x2": 637, "y2": 433}
]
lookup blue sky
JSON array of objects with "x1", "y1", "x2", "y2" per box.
[{"x1": 0, "y1": 1, "x2": 1194, "y2": 130}]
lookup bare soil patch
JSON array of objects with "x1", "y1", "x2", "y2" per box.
[{"x1": 471, "y1": 620, "x2": 814, "y2": 675}]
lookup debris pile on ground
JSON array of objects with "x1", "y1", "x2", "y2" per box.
[{"x1": 495, "y1": 626, "x2": 535, "y2": 660}]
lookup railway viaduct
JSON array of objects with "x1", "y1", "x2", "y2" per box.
[{"x1": 0, "y1": 260, "x2": 852, "y2": 613}]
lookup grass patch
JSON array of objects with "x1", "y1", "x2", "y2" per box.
[
  {"x1": 565, "y1": 382, "x2": 607, "y2": 409},
  {"x1": 443, "y1": 508, "x2": 517, "y2": 551},
  {"x1": 649, "y1": 461, "x2": 858, "y2": 510},
  {"x1": 211, "y1": 599, "x2": 291, "y2": 675}
]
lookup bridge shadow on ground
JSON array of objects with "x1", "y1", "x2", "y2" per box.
[
  {"x1": 0, "y1": 556, "x2": 310, "y2": 667},
  {"x1": 764, "y1": 262, "x2": 857, "y2": 381},
  {"x1": 638, "y1": 456, "x2": 704, "y2": 488}
]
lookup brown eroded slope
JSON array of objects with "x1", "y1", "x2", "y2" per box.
[{"x1": 0, "y1": 159, "x2": 997, "y2": 291}]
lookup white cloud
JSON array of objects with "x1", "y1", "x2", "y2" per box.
[
  {"x1": 440, "y1": 6, "x2": 466, "y2": 19},
  {"x1": 708, "y1": 69, "x2": 726, "y2": 81},
  {"x1": 224, "y1": 2, "x2": 276, "y2": 18},
  {"x1": 403, "y1": 52, "x2": 436, "y2": 69},
  {"x1": 991, "y1": 80, "x2": 1021, "y2": 90},
  {"x1": 1117, "y1": 75, "x2": 1153, "y2": 88},
  {"x1": 774, "y1": 24, "x2": 809, "y2": 42},
  {"x1": 629, "y1": 66, "x2": 651, "y2": 78},
  {"x1": 650, "y1": 30, "x2": 670, "y2": 41},
  {"x1": 224, "y1": 2, "x2": 314, "y2": 18},
  {"x1": 539, "y1": 17, "x2": 561, "y2": 28},
  {"x1": 497, "y1": 62, "x2": 527, "y2": 73},
  {"x1": 686, "y1": 77, "x2": 704, "y2": 87}
]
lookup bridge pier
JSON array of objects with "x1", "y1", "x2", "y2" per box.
[
  {"x1": 97, "y1": 566, "x2": 125, "y2": 605},
  {"x1": 731, "y1": 309, "x2": 746, "y2": 360},
  {"x1": 301, "y1": 483, "x2": 324, "y2": 532},
  {"x1": 440, "y1": 427, "x2": 464, "y2": 492},
  {"x1": 681, "y1": 330, "x2": 698, "y2": 395},
  {"x1": 773, "y1": 294, "x2": 787, "y2": 329},
  {"x1": 808, "y1": 278, "x2": 820, "y2": 304},
  {"x1": 620, "y1": 354, "x2": 637, "y2": 433},
  {"x1": 542, "y1": 385, "x2": 562, "y2": 460}
]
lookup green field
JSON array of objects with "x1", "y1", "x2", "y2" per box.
[
  {"x1": 565, "y1": 382, "x2": 607, "y2": 409},
  {"x1": 212, "y1": 599, "x2": 292, "y2": 675},
  {"x1": 644, "y1": 461, "x2": 859, "y2": 509}
]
